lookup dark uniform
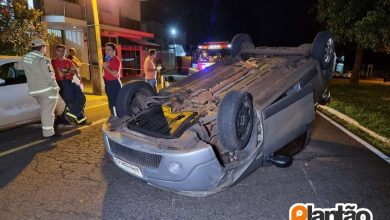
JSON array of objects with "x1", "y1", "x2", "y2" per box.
[{"x1": 51, "y1": 57, "x2": 87, "y2": 125}]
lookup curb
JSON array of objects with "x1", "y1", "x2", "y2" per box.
[
  {"x1": 317, "y1": 105, "x2": 390, "y2": 145},
  {"x1": 318, "y1": 111, "x2": 390, "y2": 163}
]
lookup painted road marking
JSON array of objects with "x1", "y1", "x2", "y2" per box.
[
  {"x1": 318, "y1": 111, "x2": 390, "y2": 164},
  {"x1": 0, "y1": 118, "x2": 107, "y2": 157}
]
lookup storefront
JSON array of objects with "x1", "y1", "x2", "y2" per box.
[{"x1": 100, "y1": 24, "x2": 159, "y2": 77}]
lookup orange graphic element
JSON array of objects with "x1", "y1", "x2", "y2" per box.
[{"x1": 290, "y1": 204, "x2": 308, "y2": 220}]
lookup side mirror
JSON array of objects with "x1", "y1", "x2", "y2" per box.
[{"x1": 0, "y1": 78, "x2": 5, "y2": 86}]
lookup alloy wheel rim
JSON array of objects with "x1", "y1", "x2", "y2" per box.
[
  {"x1": 236, "y1": 97, "x2": 252, "y2": 140},
  {"x1": 324, "y1": 38, "x2": 334, "y2": 64}
]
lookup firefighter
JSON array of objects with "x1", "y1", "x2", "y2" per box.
[
  {"x1": 51, "y1": 44, "x2": 88, "y2": 125},
  {"x1": 18, "y1": 38, "x2": 66, "y2": 138}
]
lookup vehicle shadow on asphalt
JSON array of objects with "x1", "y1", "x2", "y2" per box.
[{"x1": 0, "y1": 126, "x2": 81, "y2": 189}]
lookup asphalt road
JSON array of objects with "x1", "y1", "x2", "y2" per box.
[{"x1": 0, "y1": 104, "x2": 389, "y2": 220}]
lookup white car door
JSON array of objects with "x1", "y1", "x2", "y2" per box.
[{"x1": 0, "y1": 60, "x2": 40, "y2": 130}]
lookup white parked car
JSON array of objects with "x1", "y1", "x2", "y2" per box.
[{"x1": 0, "y1": 56, "x2": 41, "y2": 130}]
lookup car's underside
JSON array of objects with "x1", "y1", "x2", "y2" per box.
[
  {"x1": 109, "y1": 40, "x2": 332, "y2": 163},
  {"x1": 103, "y1": 32, "x2": 335, "y2": 196}
]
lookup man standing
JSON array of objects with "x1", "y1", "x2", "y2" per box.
[
  {"x1": 67, "y1": 48, "x2": 81, "y2": 68},
  {"x1": 18, "y1": 38, "x2": 65, "y2": 138},
  {"x1": 143, "y1": 49, "x2": 161, "y2": 91},
  {"x1": 67, "y1": 47, "x2": 83, "y2": 90},
  {"x1": 51, "y1": 44, "x2": 87, "y2": 125}
]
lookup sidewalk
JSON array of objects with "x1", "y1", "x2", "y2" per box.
[
  {"x1": 82, "y1": 74, "x2": 168, "y2": 99},
  {"x1": 82, "y1": 76, "x2": 143, "y2": 108},
  {"x1": 85, "y1": 94, "x2": 107, "y2": 107},
  {"x1": 82, "y1": 81, "x2": 108, "y2": 108},
  {"x1": 82, "y1": 75, "x2": 143, "y2": 93}
]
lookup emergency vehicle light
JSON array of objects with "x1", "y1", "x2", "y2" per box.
[{"x1": 208, "y1": 44, "x2": 221, "y2": 49}]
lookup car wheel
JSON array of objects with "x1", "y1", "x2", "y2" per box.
[
  {"x1": 230, "y1": 33, "x2": 254, "y2": 57},
  {"x1": 116, "y1": 81, "x2": 156, "y2": 117},
  {"x1": 217, "y1": 91, "x2": 254, "y2": 151},
  {"x1": 311, "y1": 32, "x2": 335, "y2": 69},
  {"x1": 276, "y1": 125, "x2": 312, "y2": 157}
]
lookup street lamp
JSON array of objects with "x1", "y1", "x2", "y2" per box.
[
  {"x1": 171, "y1": 28, "x2": 176, "y2": 37},
  {"x1": 171, "y1": 28, "x2": 177, "y2": 72},
  {"x1": 170, "y1": 28, "x2": 177, "y2": 55}
]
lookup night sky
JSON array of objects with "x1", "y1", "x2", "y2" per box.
[{"x1": 141, "y1": 0, "x2": 321, "y2": 47}]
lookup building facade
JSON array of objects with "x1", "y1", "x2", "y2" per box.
[{"x1": 30, "y1": 0, "x2": 157, "y2": 79}]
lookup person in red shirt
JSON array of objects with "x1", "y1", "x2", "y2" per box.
[
  {"x1": 103, "y1": 42, "x2": 122, "y2": 116},
  {"x1": 51, "y1": 44, "x2": 87, "y2": 125}
]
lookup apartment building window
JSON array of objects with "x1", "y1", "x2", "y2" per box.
[
  {"x1": 0, "y1": 0, "x2": 10, "y2": 6},
  {"x1": 27, "y1": 0, "x2": 41, "y2": 9},
  {"x1": 66, "y1": 31, "x2": 82, "y2": 46},
  {"x1": 27, "y1": 0, "x2": 33, "y2": 9},
  {"x1": 47, "y1": 29, "x2": 62, "y2": 38},
  {"x1": 1, "y1": 1, "x2": 14, "y2": 29}
]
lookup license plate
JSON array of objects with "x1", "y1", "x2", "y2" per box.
[{"x1": 113, "y1": 157, "x2": 143, "y2": 178}]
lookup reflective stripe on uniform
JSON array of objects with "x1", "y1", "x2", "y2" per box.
[
  {"x1": 66, "y1": 112, "x2": 78, "y2": 119},
  {"x1": 29, "y1": 87, "x2": 52, "y2": 95},
  {"x1": 48, "y1": 96, "x2": 58, "y2": 99},
  {"x1": 77, "y1": 117, "x2": 87, "y2": 123},
  {"x1": 30, "y1": 52, "x2": 44, "y2": 58},
  {"x1": 42, "y1": 126, "x2": 53, "y2": 130}
]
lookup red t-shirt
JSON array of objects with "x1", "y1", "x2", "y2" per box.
[
  {"x1": 51, "y1": 58, "x2": 76, "y2": 80},
  {"x1": 103, "y1": 56, "x2": 121, "y2": 81}
]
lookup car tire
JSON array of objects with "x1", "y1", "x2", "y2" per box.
[
  {"x1": 230, "y1": 33, "x2": 254, "y2": 57},
  {"x1": 116, "y1": 81, "x2": 156, "y2": 117},
  {"x1": 276, "y1": 125, "x2": 312, "y2": 157},
  {"x1": 217, "y1": 91, "x2": 254, "y2": 151},
  {"x1": 311, "y1": 32, "x2": 335, "y2": 69}
]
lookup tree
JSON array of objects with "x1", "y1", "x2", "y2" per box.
[
  {"x1": 0, "y1": 0, "x2": 57, "y2": 56},
  {"x1": 317, "y1": 0, "x2": 390, "y2": 83}
]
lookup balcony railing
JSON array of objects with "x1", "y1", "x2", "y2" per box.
[{"x1": 42, "y1": 0, "x2": 85, "y2": 20}]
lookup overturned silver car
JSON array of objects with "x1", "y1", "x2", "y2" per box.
[{"x1": 103, "y1": 32, "x2": 335, "y2": 196}]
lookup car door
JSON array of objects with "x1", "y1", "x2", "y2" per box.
[
  {"x1": 0, "y1": 60, "x2": 40, "y2": 130},
  {"x1": 261, "y1": 83, "x2": 315, "y2": 157}
]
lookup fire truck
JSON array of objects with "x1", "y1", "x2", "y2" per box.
[{"x1": 192, "y1": 41, "x2": 231, "y2": 71}]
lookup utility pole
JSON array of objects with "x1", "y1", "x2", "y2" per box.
[{"x1": 85, "y1": 0, "x2": 104, "y2": 95}]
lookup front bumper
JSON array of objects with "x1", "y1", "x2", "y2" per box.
[{"x1": 102, "y1": 123, "x2": 226, "y2": 195}]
